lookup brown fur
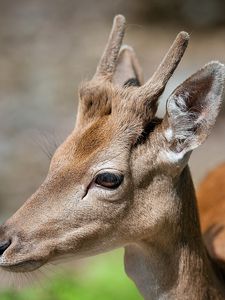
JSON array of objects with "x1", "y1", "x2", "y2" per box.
[{"x1": 198, "y1": 163, "x2": 225, "y2": 264}]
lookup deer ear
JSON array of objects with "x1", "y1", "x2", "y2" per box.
[
  {"x1": 113, "y1": 45, "x2": 144, "y2": 87},
  {"x1": 163, "y1": 61, "x2": 225, "y2": 160}
]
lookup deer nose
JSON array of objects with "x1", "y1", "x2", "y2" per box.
[{"x1": 0, "y1": 240, "x2": 11, "y2": 256}]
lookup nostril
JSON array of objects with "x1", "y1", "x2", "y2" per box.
[{"x1": 0, "y1": 240, "x2": 11, "y2": 256}]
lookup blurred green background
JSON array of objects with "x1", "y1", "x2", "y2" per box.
[
  {"x1": 0, "y1": 250, "x2": 141, "y2": 300},
  {"x1": 1, "y1": 0, "x2": 225, "y2": 299}
]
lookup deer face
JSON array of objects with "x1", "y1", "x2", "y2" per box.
[{"x1": 0, "y1": 15, "x2": 224, "y2": 273}]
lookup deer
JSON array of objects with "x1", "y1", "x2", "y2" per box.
[
  {"x1": 197, "y1": 163, "x2": 225, "y2": 268},
  {"x1": 0, "y1": 14, "x2": 225, "y2": 299}
]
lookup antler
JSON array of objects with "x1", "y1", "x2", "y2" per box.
[
  {"x1": 114, "y1": 32, "x2": 190, "y2": 133},
  {"x1": 94, "y1": 14, "x2": 126, "y2": 80},
  {"x1": 138, "y1": 31, "x2": 189, "y2": 100},
  {"x1": 76, "y1": 15, "x2": 126, "y2": 130},
  {"x1": 77, "y1": 18, "x2": 189, "y2": 134}
]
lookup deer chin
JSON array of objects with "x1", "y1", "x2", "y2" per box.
[
  {"x1": 0, "y1": 246, "x2": 48, "y2": 272},
  {"x1": 0, "y1": 258, "x2": 46, "y2": 273}
]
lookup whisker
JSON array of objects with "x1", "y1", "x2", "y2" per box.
[
  {"x1": 31, "y1": 130, "x2": 64, "y2": 160},
  {"x1": 42, "y1": 264, "x2": 58, "y2": 277}
]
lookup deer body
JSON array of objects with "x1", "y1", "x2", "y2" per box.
[
  {"x1": 125, "y1": 166, "x2": 225, "y2": 299},
  {"x1": 0, "y1": 15, "x2": 225, "y2": 299},
  {"x1": 198, "y1": 163, "x2": 225, "y2": 268}
]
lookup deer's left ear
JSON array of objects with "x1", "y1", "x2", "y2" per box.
[
  {"x1": 162, "y1": 61, "x2": 225, "y2": 160},
  {"x1": 113, "y1": 45, "x2": 144, "y2": 87}
]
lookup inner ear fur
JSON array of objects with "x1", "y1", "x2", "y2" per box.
[{"x1": 163, "y1": 61, "x2": 225, "y2": 154}]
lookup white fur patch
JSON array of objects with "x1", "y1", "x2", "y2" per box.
[
  {"x1": 160, "y1": 149, "x2": 185, "y2": 163},
  {"x1": 164, "y1": 128, "x2": 173, "y2": 142}
]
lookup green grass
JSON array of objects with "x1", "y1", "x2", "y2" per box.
[{"x1": 0, "y1": 250, "x2": 142, "y2": 300}]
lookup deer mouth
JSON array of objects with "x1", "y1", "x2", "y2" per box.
[{"x1": 0, "y1": 258, "x2": 46, "y2": 273}]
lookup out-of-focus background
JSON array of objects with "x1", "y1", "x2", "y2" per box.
[{"x1": 0, "y1": 0, "x2": 225, "y2": 299}]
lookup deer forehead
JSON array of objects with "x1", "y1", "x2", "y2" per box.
[
  {"x1": 49, "y1": 115, "x2": 132, "y2": 185},
  {"x1": 79, "y1": 81, "x2": 113, "y2": 116}
]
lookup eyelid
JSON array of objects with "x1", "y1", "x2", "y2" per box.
[{"x1": 93, "y1": 167, "x2": 123, "y2": 177}]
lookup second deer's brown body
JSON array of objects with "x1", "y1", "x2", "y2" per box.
[{"x1": 198, "y1": 163, "x2": 225, "y2": 264}]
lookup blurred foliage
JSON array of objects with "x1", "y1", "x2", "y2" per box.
[{"x1": 0, "y1": 250, "x2": 142, "y2": 300}]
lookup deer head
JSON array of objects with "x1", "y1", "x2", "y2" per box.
[{"x1": 0, "y1": 15, "x2": 224, "y2": 275}]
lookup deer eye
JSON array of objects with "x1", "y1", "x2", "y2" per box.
[{"x1": 94, "y1": 172, "x2": 124, "y2": 189}]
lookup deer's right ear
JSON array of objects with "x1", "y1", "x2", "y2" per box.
[
  {"x1": 113, "y1": 45, "x2": 144, "y2": 87},
  {"x1": 162, "y1": 61, "x2": 225, "y2": 162}
]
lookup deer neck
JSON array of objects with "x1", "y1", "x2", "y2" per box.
[{"x1": 124, "y1": 166, "x2": 224, "y2": 300}]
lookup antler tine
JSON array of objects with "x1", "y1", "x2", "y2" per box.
[
  {"x1": 139, "y1": 31, "x2": 189, "y2": 99},
  {"x1": 94, "y1": 14, "x2": 126, "y2": 80}
]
